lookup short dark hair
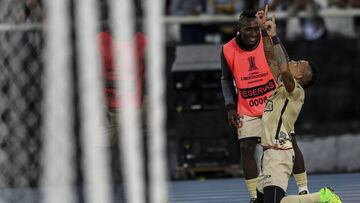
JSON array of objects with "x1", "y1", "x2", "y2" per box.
[
  {"x1": 302, "y1": 61, "x2": 319, "y2": 89},
  {"x1": 238, "y1": 10, "x2": 257, "y2": 28}
]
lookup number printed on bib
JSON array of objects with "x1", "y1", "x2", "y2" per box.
[{"x1": 249, "y1": 96, "x2": 268, "y2": 107}]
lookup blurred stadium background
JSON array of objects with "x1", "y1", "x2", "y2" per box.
[{"x1": 0, "y1": 0, "x2": 359, "y2": 202}]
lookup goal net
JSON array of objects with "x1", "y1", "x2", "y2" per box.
[{"x1": 0, "y1": 0, "x2": 168, "y2": 202}]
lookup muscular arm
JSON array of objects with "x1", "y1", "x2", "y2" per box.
[
  {"x1": 261, "y1": 30, "x2": 280, "y2": 81},
  {"x1": 258, "y1": 10, "x2": 295, "y2": 92},
  {"x1": 220, "y1": 48, "x2": 237, "y2": 111},
  {"x1": 273, "y1": 37, "x2": 295, "y2": 92}
]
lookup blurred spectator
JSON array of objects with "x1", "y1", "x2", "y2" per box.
[
  {"x1": 206, "y1": 0, "x2": 245, "y2": 14},
  {"x1": 97, "y1": 28, "x2": 148, "y2": 201},
  {"x1": 256, "y1": 0, "x2": 289, "y2": 11},
  {"x1": 300, "y1": 16, "x2": 328, "y2": 40},
  {"x1": 170, "y1": 0, "x2": 206, "y2": 16},
  {"x1": 330, "y1": 0, "x2": 360, "y2": 37},
  {"x1": 205, "y1": 0, "x2": 247, "y2": 43},
  {"x1": 256, "y1": 0, "x2": 330, "y2": 11},
  {"x1": 287, "y1": 0, "x2": 321, "y2": 16},
  {"x1": 169, "y1": 0, "x2": 255, "y2": 44},
  {"x1": 324, "y1": 0, "x2": 358, "y2": 38},
  {"x1": 97, "y1": 1, "x2": 149, "y2": 201},
  {"x1": 285, "y1": 0, "x2": 329, "y2": 40},
  {"x1": 170, "y1": 0, "x2": 207, "y2": 44}
]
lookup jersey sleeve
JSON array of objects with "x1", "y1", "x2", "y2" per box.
[{"x1": 220, "y1": 48, "x2": 237, "y2": 112}]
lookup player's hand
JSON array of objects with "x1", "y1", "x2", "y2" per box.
[
  {"x1": 256, "y1": 4, "x2": 269, "y2": 29},
  {"x1": 264, "y1": 14, "x2": 277, "y2": 37},
  {"x1": 227, "y1": 109, "x2": 243, "y2": 128}
]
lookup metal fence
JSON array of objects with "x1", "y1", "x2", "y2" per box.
[{"x1": 0, "y1": 1, "x2": 43, "y2": 202}]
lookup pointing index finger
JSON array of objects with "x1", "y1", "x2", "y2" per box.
[
  {"x1": 272, "y1": 14, "x2": 275, "y2": 24},
  {"x1": 264, "y1": 4, "x2": 269, "y2": 18}
]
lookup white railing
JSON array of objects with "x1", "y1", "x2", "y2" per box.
[
  {"x1": 164, "y1": 8, "x2": 360, "y2": 24},
  {"x1": 1, "y1": 8, "x2": 360, "y2": 31},
  {"x1": 0, "y1": 23, "x2": 42, "y2": 31}
]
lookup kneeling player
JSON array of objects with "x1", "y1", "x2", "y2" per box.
[{"x1": 256, "y1": 15, "x2": 341, "y2": 203}]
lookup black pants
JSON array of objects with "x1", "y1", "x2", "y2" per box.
[{"x1": 257, "y1": 186, "x2": 285, "y2": 203}]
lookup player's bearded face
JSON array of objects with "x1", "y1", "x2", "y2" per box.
[{"x1": 239, "y1": 19, "x2": 260, "y2": 47}]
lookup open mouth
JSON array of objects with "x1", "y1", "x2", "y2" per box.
[{"x1": 249, "y1": 36, "x2": 257, "y2": 43}]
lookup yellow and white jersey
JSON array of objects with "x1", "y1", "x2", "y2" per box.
[{"x1": 261, "y1": 79, "x2": 305, "y2": 150}]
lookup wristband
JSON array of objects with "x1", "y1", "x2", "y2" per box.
[
  {"x1": 261, "y1": 29, "x2": 268, "y2": 37},
  {"x1": 271, "y1": 36, "x2": 281, "y2": 45}
]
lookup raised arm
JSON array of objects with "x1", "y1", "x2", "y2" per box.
[
  {"x1": 273, "y1": 42, "x2": 295, "y2": 92},
  {"x1": 261, "y1": 29, "x2": 280, "y2": 81},
  {"x1": 256, "y1": 5, "x2": 280, "y2": 80},
  {"x1": 270, "y1": 15, "x2": 295, "y2": 92},
  {"x1": 259, "y1": 13, "x2": 295, "y2": 92}
]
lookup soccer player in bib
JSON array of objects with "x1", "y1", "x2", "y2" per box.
[
  {"x1": 255, "y1": 14, "x2": 342, "y2": 203},
  {"x1": 221, "y1": 6, "x2": 309, "y2": 202}
]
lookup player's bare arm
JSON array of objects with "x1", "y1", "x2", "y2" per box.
[
  {"x1": 256, "y1": 6, "x2": 280, "y2": 81},
  {"x1": 262, "y1": 29, "x2": 280, "y2": 80},
  {"x1": 274, "y1": 45, "x2": 294, "y2": 92},
  {"x1": 270, "y1": 15, "x2": 295, "y2": 93}
]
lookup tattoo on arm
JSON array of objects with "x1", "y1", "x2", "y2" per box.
[
  {"x1": 273, "y1": 44, "x2": 295, "y2": 92},
  {"x1": 262, "y1": 35, "x2": 280, "y2": 80},
  {"x1": 274, "y1": 44, "x2": 288, "y2": 66}
]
